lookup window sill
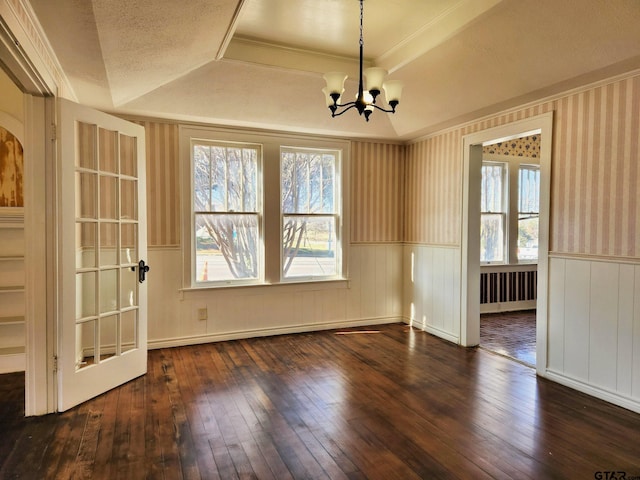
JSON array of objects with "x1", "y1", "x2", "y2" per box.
[{"x1": 180, "y1": 278, "x2": 349, "y2": 294}]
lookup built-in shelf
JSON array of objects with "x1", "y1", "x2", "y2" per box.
[
  {"x1": 1, "y1": 221, "x2": 26, "y2": 373},
  {"x1": 0, "y1": 285, "x2": 24, "y2": 293},
  {"x1": 0, "y1": 316, "x2": 24, "y2": 325},
  {"x1": 0, "y1": 346, "x2": 25, "y2": 355}
]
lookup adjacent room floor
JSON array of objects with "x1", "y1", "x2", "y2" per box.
[{"x1": 480, "y1": 309, "x2": 536, "y2": 367}]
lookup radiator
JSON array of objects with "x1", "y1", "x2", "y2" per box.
[{"x1": 480, "y1": 270, "x2": 537, "y2": 305}]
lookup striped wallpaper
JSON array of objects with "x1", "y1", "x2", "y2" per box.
[
  {"x1": 404, "y1": 131, "x2": 462, "y2": 245},
  {"x1": 135, "y1": 121, "x2": 180, "y2": 247},
  {"x1": 133, "y1": 71, "x2": 640, "y2": 258},
  {"x1": 405, "y1": 73, "x2": 640, "y2": 259},
  {"x1": 350, "y1": 142, "x2": 404, "y2": 243},
  {"x1": 551, "y1": 76, "x2": 640, "y2": 257}
]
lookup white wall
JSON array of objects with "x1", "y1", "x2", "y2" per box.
[
  {"x1": 402, "y1": 245, "x2": 461, "y2": 343},
  {"x1": 147, "y1": 243, "x2": 403, "y2": 347},
  {"x1": 547, "y1": 255, "x2": 640, "y2": 413}
]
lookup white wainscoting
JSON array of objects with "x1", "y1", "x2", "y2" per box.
[
  {"x1": 547, "y1": 255, "x2": 640, "y2": 413},
  {"x1": 402, "y1": 244, "x2": 461, "y2": 343},
  {"x1": 147, "y1": 243, "x2": 403, "y2": 348}
]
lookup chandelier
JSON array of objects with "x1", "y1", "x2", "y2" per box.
[{"x1": 322, "y1": 0, "x2": 403, "y2": 122}]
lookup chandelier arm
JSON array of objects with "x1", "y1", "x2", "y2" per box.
[
  {"x1": 370, "y1": 103, "x2": 398, "y2": 114},
  {"x1": 331, "y1": 104, "x2": 359, "y2": 117}
]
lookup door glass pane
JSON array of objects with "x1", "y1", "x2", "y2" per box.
[
  {"x1": 121, "y1": 310, "x2": 137, "y2": 353},
  {"x1": 76, "y1": 172, "x2": 97, "y2": 219},
  {"x1": 99, "y1": 128, "x2": 118, "y2": 174},
  {"x1": 120, "y1": 134, "x2": 137, "y2": 177},
  {"x1": 76, "y1": 222, "x2": 96, "y2": 269},
  {"x1": 76, "y1": 271, "x2": 96, "y2": 319},
  {"x1": 99, "y1": 223, "x2": 118, "y2": 266},
  {"x1": 121, "y1": 179, "x2": 137, "y2": 220},
  {"x1": 121, "y1": 267, "x2": 137, "y2": 308},
  {"x1": 100, "y1": 269, "x2": 118, "y2": 313},
  {"x1": 99, "y1": 314, "x2": 117, "y2": 361},
  {"x1": 76, "y1": 320, "x2": 95, "y2": 370},
  {"x1": 76, "y1": 122, "x2": 96, "y2": 169},
  {"x1": 121, "y1": 224, "x2": 137, "y2": 265},
  {"x1": 99, "y1": 175, "x2": 118, "y2": 220}
]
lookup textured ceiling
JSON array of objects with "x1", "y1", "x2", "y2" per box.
[{"x1": 28, "y1": 0, "x2": 640, "y2": 141}]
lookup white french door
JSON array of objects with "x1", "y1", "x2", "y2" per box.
[{"x1": 57, "y1": 99, "x2": 148, "y2": 411}]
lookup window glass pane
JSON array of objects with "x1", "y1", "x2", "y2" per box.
[
  {"x1": 481, "y1": 164, "x2": 504, "y2": 213},
  {"x1": 283, "y1": 216, "x2": 337, "y2": 278},
  {"x1": 282, "y1": 149, "x2": 337, "y2": 214},
  {"x1": 193, "y1": 144, "x2": 258, "y2": 213},
  {"x1": 480, "y1": 213, "x2": 504, "y2": 263},
  {"x1": 193, "y1": 145, "x2": 212, "y2": 211},
  {"x1": 195, "y1": 213, "x2": 259, "y2": 282},
  {"x1": 519, "y1": 166, "x2": 540, "y2": 213},
  {"x1": 518, "y1": 165, "x2": 540, "y2": 261},
  {"x1": 518, "y1": 216, "x2": 539, "y2": 261}
]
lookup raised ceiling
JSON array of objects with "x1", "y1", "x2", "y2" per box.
[{"x1": 28, "y1": 0, "x2": 640, "y2": 140}]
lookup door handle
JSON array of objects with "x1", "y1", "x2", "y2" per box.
[{"x1": 138, "y1": 259, "x2": 150, "y2": 283}]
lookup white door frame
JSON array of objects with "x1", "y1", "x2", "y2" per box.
[{"x1": 460, "y1": 112, "x2": 553, "y2": 376}]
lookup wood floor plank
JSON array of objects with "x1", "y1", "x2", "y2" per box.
[{"x1": 2, "y1": 324, "x2": 640, "y2": 479}]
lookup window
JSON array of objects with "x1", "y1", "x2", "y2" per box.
[
  {"x1": 281, "y1": 147, "x2": 339, "y2": 279},
  {"x1": 480, "y1": 162, "x2": 507, "y2": 263},
  {"x1": 181, "y1": 125, "x2": 349, "y2": 289},
  {"x1": 192, "y1": 141, "x2": 261, "y2": 284},
  {"x1": 517, "y1": 165, "x2": 540, "y2": 261}
]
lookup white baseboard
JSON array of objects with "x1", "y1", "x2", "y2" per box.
[
  {"x1": 402, "y1": 316, "x2": 460, "y2": 344},
  {"x1": 148, "y1": 316, "x2": 402, "y2": 350},
  {"x1": 544, "y1": 369, "x2": 640, "y2": 414},
  {"x1": 480, "y1": 300, "x2": 536, "y2": 314}
]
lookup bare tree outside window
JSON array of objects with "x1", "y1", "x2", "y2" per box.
[
  {"x1": 193, "y1": 143, "x2": 259, "y2": 282},
  {"x1": 281, "y1": 148, "x2": 339, "y2": 278}
]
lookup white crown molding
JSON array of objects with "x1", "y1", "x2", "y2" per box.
[{"x1": 0, "y1": 0, "x2": 76, "y2": 100}]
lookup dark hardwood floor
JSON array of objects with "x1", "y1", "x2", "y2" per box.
[
  {"x1": 1, "y1": 324, "x2": 640, "y2": 479},
  {"x1": 480, "y1": 310, "x2": 536, "y2": 366}
]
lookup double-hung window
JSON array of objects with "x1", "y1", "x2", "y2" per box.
[
  {"x1": 182, "y1": 125, "x2": 348, "y2": 289},
  {"x1": 281, "y1": 147, "x2": 340, "y2": 280},
  {"x1": 480, "y1": 162, "x2": 507, "y2": 263},
  {"x1": 192, "y1": 141, "x2": 261, "y2": 284},
  {"x1": 517, "y1": 165, "x2": 540, "y2": 261}
]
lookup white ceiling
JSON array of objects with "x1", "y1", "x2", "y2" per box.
[{"x1": 28, "y1": 0, "x2": 640, "y2": 141}]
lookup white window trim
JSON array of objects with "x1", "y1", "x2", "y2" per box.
[
  {"x1": 179, "y1": 125, "x2": 350, "y2": 290},
  {"x1": 279, "y1": 145, "x2": 343, "y2": 283},
  {"x1": 482, "y1": 153, "x2": 540, "y2": 266},
  {"x1": 480, "y1": 160, "x2": 508, "y2": 265}
]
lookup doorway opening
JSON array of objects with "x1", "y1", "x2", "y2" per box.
[
  {"x1": 477, "y1": 133, "x2": 541, "y2": 367},
  {"x1": 460, "y1": 112, "x2": 553, "y2": 375}
]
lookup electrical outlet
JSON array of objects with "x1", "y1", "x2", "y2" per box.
[{"x1": 197, "y1": 307, "x2": 208, "y2": 321}]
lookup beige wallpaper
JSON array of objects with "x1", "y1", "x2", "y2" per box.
[
  {"x1": 405, "y1": 130, "x2": 462, "y2": 245},
  {"x1": 405, "y1": 73, "x2": 640, "y2": 259},
  {"x1": 350, "y1": 142, "x2": 405, "y2": 243},
  {"x1": 138, "y1": 72, "x2": 640, "y2": 258},
  {"x1": 136, "y1": 121, "x2": 180, "y2": 247}
]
